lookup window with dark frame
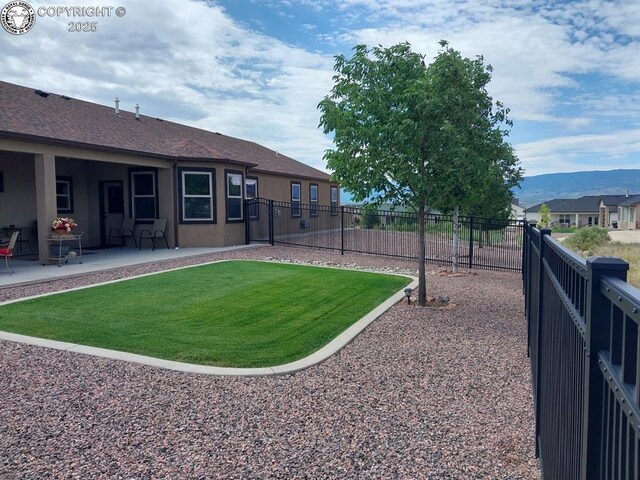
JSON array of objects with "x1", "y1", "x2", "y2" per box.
[
  {"x1": 130, "y1": 170, "x2": 157, "y2": 220},
  {"x1": 310, "y1": 184, "x2": 318, "y2": 216},
  {"x1": 226, "y1": 170, "x2": 244, "y2": 222},
  {"x1": 245, "y1": 176, "x2": 258, "y2": 219},
  {"x1": 291, "y1": 182, "x2": 301, "y2": 217},
  {"x1": 330, "y1": 185, "x2": 338, "y2": 215},
  {"x1": 181, "y1": 170, "x2": 215, "y2": 222},
  {"x1": 56, "y1": 176, "x2": 73, "y2": 214}
]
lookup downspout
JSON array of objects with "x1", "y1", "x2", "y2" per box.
[{"x1": 172, "y1": 159, "x2": 179, "y2": 248}]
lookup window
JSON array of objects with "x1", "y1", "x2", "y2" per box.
[
  {"x1": 309, "y1": 184, "x2": 318, "y2": 216},
  {"x1": 559, "y1": 214, "x2": 571, "y2": 225},
  {"x1": 56, "y1": 176, "x2": 73, "y2": 214},
  {"x1": 245, "y1": 176, "x2": 258, "y2": 220},
  {"x1": 180, "y1": 169, "x2": 215, "y2": 223},
  {"x1": 226, "y1": 170, "x2": 244, "y2": 222},
  {"x1": 330, "y1": 185, "x2": 338, "y2": 215},
  {"x1": 130, "y1": 170, "x2": 157, "y2": 220},
  {"x1": 621, "y1": 208, "x2": 628, "y2": 222},
  {"x1": 291, "y1": 182, "x2": 301, "y2": 217}
]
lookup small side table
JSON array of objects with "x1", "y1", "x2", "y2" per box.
[{"x1": 46, "y1": 232, "x2": 83, "y2": 266}]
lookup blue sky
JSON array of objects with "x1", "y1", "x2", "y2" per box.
[{"x1": 1, "y1": 0, "x2": 639, "y2": 177}]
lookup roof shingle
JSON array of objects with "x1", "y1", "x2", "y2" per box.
[{"x1": 0, "y1": 81, "x2": 330, "y2": 181}]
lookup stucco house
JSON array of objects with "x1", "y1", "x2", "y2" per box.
[
  {"x1": 524, "y1": 194, "x2": 637, "y2": 228},
  {"x1": 0, "y1": 81, "x2": 338, "y2": 262},
  {"x1": 511, "y1": 199, "x2": 524, "y2": 220},
  {"x1": 617, "y1": 195, "x2": 640, "y2": 230}
]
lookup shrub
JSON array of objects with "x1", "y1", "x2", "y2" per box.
[
  {"x1": 363, "y1": 205, "x2": 381, "y2": 229},
  {"x1": 564, "y1": 226, "x2": 611, "y2": 252}
]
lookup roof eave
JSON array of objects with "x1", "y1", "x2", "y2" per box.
[
  {"x1": 0, "y1": 131, "x2": 256, "y2": 167},
  {"x1": 249, "y1": 167, "x2": 333, "y2": 182}
]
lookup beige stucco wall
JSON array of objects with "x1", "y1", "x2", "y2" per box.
[
  {"x1": 1, "y1": 138, "x2": 338, "y2": 252},
  {"x1": 618, "y1": 206, "x2": 638, "y2": 230},
  {"x1": 252, "y1": 171, "x2": 337, "y2": 205}
]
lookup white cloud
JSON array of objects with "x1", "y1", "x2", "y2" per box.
[
  {"x1": 1, "y1": 0, "x2": 337, "y2": 172},
  {"x1": 516, "y1": 129, "x2": 640, "y2": 175},
  {"x1": 1, "y1": 0, "x2": 638, "y2": 178}
]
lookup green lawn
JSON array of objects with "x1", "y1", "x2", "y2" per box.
[{"x1": 0, "y1": 261, "x2": 410, "y2": 367}]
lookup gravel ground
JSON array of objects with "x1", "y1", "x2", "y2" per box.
[{"x1": 0, "y1": 245, "x2": 539, "y2": 479}]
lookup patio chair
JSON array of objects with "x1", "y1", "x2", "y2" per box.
[
  {"x1": 139, "y1": 218, "x2": 169, "y2": 251},
  {"x1": 108, "y1": 218, "x2": 137, "y2": 249},
  {"x1": 0, "y1": 230, "x2": 19, "y2": 273}
]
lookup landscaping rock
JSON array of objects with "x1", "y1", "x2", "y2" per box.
[{"x1": 0, "y1": 245, "x2": 539, "y2": 479}]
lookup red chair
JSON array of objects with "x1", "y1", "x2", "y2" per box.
[{"x1": 0, "y1": 230, "x2": 19, "y2": 273}]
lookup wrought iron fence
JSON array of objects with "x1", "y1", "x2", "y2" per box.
[
  {"x1": 246, "y1": 198, "x2": 523, "y2": 271},
  {"x1": 523, "y1": 223, "x2": 640, "y2": 479}
]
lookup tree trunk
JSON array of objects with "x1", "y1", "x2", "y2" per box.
[
  {"x1": 452, "y1": 205, "x2": 460, "y2": 273},
  {"x1": 417, "y1": 202, "x2": 426, "y2": 306}
]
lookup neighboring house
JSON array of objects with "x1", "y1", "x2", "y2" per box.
[
  {"x1": 523, "y1": 199, "x2": 572, "y2": 224},
  {"x1": 617, "y1": 195, "x2": 640, "y2": 230},
  {"x1": 0, "y1": 81, "x2": 338, "y2": 263},
  {"x1": 511, "y1": 199, "x2": 525, "y2": 220},
  {"x1": 524, "y1": 194, "x2": 639, "y2": 228}
]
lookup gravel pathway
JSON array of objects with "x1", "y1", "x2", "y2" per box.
[{"x1": 0, "y1": 246, "x2": 539, "y2": 479}]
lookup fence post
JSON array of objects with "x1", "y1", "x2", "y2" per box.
[
  {"x1": 581, "y1": 256, "x2": 629, "y2": 479},
  {"x1": 534, "y1": 228, "x2": 551, "y2": 457},
  {"x1": 244, "y1": 200, "x2": 249, "y2": 245},
  {"x1": 521, "y1": 221, "x2": 527, "y2": 288},
  {"x1": 340, "y1": 206, "x2": 345, "y2": 255},
  {"x1": 468, "y1": 217, "x2": 474, "y2": 269},
  {"x1": 523, "y1": 222, "x2": 530, "y2": 355},
  {"x1": 268, "y1": 199, "x2": 274, "y2": 246}
]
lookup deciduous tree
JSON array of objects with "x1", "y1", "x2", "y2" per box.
[{"x1": 319, "y1": 41, "x2": 521, "y2": 305}]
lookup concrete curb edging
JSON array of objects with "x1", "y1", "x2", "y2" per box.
[{"x1": 0, "y1": 266, "x2": 418, "y2": 377}]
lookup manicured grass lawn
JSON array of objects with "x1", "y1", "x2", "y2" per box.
[{"x1": 0, "y1": 261, "x2": 410, "y2": 367}]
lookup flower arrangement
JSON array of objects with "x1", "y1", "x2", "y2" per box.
[{"x1": 51, "y1": 217, "x2": 78, "y2": 233}]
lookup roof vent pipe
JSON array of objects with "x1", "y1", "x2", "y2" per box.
[
  {"x1": 114, "y1": 97, "x2": 120, "y2": 115},
  {"x1": 135, "y1": 104, "x2": 140, "y2": 119}
]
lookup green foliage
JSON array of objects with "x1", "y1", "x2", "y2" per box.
[
  {"x1": 363, "y1": 204, "x2": 381, "y2": 229},
  {"x1": 0, "y1": 261, "x2": 409, "y2": 367},
  {"x1": 318, "y1": 41, "x2": 521, "y2": 211},
  {"x1": 318, "y1": 40, "x2": 521, "y2": 304},
  {"x1": 537, "y1": 203, "x2": 551, "y2": 228},
  {"x1": 564, "y1": 227, "x2": 611, "y2": 252}
]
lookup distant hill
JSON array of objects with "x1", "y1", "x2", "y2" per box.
[
  {"x1": 341, "y1": 169, "x2": 640, "y2": 209},
  {"x1": 514, "y1": 169, "x2": 640, "y2": 208}
]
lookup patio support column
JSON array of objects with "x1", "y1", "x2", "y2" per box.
[
  {"x1": 575, "y1": 213, "x2": 579, "y2": 226},
  {"x1": 34, "y1": 153, "x2": 57, "y2": 263}
]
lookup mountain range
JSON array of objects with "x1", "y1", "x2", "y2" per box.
[
  {"x1": 341, "y1": 169, "x2": 640, "y2": 208},
  {"x1": 514, "y1": 169, "x2": 640, "y2": 208}
]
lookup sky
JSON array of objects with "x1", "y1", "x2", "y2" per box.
[{"x1": 1, "y1": 0, "x2": 639, "y2": 178}]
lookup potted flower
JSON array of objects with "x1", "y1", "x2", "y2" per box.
[{"x1": 51, "y1": 217, "x2": 78, "y2": 235}]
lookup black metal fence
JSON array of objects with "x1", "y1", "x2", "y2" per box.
[
  {"x1": 523, "y1": 223, "x2": 640, "y2": 479},
  {"x1": 247, "y1": 198, "x2": 523, "y2": 271}
]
